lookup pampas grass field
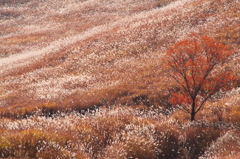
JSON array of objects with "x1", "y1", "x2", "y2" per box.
[{"x1": 0, "y1": 0, "x2": 239, "y2": 158}]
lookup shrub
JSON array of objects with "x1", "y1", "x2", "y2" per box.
[
  {"x1": 154, "y1": 123, "x2": 180, "y2": 158},
  {"x1": 201, "y1": 130, "x2": 240, "y2": 158},
  {"x1": 0, "y1": 129, "x2": 87, "y2": 159},
  {"x1": 102, "y1": 135, "x2": 158, "y2": 159},
  {"x1": 73, "y1": 119, "x2": 105, "y2": 158},
  {"x1": 227, "y1": 105, "x2": 240, "y2": 126},
  {"x1": 170, "y1": 110, "x2": 190, "y2": 123},
  {"x1": 181, "y1": 127, "x2": 222, "y2": 158}
]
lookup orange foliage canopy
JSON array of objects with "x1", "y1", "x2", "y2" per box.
[{"x1": 165, "y1": 34, "x2": 236, "y2": 121}]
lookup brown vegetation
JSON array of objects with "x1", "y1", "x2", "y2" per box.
[{"x1": 0, "y1": 0, "x2": 239, "y2": 158}]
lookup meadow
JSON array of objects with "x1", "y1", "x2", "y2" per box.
[{"x1": 0, "y1": 0, "x2": 239, "y2": 158}]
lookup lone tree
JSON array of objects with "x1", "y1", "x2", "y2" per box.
[{"x1": 165, "y1": 34, "x2": 236, "y2": 121}]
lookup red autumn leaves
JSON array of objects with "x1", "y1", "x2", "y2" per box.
[{"x1": 165, "y1": 34, "x2": 236, "y2": 121}]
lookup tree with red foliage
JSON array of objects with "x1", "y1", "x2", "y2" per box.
[{"x1": 165, "y1": 34, "x2": 236, "y2": 121}]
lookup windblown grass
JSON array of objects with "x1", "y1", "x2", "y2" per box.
[
  {"x1": 1, "y1": 105, "x2": 240, "y2": 158},
  {"x1": 0, "y1": 0, "x2": 239, "y2": 158}
]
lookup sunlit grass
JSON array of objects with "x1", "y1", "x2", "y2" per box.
[
  {"x1": 0, "y1": 0, "x2": 239, "y2": 158},
  {"x1": 1, "y1": 105, "x2": 239, "y2": 158}
]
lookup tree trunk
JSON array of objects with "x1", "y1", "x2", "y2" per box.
[
  {"x1": 191, "y1": 112, "x2": 195, "y2": 121},
  {"x1": 191, "y1": 100, "x2": 196, "y2": 121}
]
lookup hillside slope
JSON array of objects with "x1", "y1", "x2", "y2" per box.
[
  {"x1": 0, "y1": 0, "x2": 240, "y2": 158},
  {"x1": 0, "y1": 0, "x2": 239, "y2": 116}
]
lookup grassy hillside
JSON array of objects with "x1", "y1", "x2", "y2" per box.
[{"x1": 0, "y1": 0, "x2": 239, "y2": 158}]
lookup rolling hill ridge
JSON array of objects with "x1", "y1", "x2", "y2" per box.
[{"x1": 0, "y1": 0, "x2": 239, "y2": 158}]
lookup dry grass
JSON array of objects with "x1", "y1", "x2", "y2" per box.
[
  {"x1": 0, "y1": 0, "x2": 239, "y2": 158},
  {"x1": 1, "y1": 106, "x2": 239, "y2": 158},
  {"x1": 1, "y1": 0, "x2": 238, "y2": 113}
]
